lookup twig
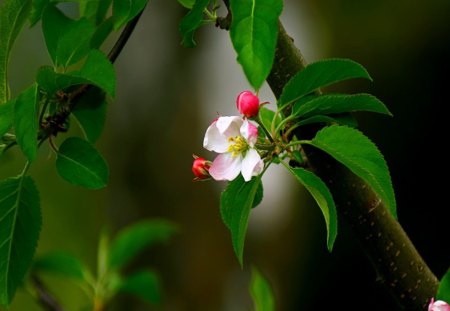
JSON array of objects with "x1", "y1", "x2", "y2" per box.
[{"x1": 31, "y1": 276, "x2": 65, "y2": 311}]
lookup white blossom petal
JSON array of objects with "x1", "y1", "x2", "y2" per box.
[
  {"x1": 209, "y1": 153, "x2": 242, "y2": 181},
  {"x1": 203, "y1": 121, "x2": 229, "y2": 153},
  {"x1": 241, "y1": 149, "x2": 263, "y2": 181},
  {"x1": 216, "y1": 116, "x2": 242, "y2": 137},
  {"x1": 240, "y1": 119, "x2": 258, "y2": 146}
]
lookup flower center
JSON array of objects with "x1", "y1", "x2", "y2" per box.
[{"x1": 227, "y1": 136, "x2": 249, "y2": 157}]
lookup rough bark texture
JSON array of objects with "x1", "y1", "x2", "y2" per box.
[{"x1": 267, "y1": 22, "x2": 439, "y2": 310}]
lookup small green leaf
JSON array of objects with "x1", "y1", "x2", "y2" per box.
[
  {"x1": 73, "y1": 49, "x2": 116, "y2": 98},
  {"x1": 293, "y1": 93, "x2": 392, "y2": 118},
  {"x1": 177, "y1": 0, "x2": 195, "y2": 9},
  {"x1": 179, "y1": 0, "x2": 209, "y2": 48},
  {"x1": 437, "y1": 268, "x2": 450, "y2": 302},
  {"x1": 0, "y1": 0, "x2": 32, "y2": 104},
  {"x1": 278, "y1": 59, "x2": 372, "y2": 108},
  {"x1": 230, "y1": 0, "x2": 283, "y2": 90},
  {"x1": 33, "y1": 251, "x2": 87, "y2": 281},
  {"x1": 13, "y1": 84, "x2": 38, "y2": 162},
  {"x1": 72, "y1": 87, "x2": 107, "y2": 143},
  {"x1": 258, "y1": 107, "x2": 281, "y2": 136},
  {"x1": 56, "y1": 137, "x2": 109, "y2": 189},
  {"x1": 0, "y1": 99, "x2": 15, "y2": 137},
  {"x1": 250, "y1": 267, "x2": 275, "y2": 311},
  {"x1": 296, "y1": 114, "x2": 358, "y2": 128},
  {"x1": 310, "y1": 125, "x2": 397, "y2": 218},
  {"x1": 108, "y1": 219, "x2": 177, "y2": 270},
  {"x1": 0, "y1": 176, "x2": 41, "y2": 306},
  {"x1": 113, "y1": 0, "x2": 148, "y2": 30},
  {"x1": 117, "y1": 270, "x2": 160, "y2": 304},
  {"x1": 284, "y1": 166, "x2": 337, "y2": 251},
  {"x1": 220, "y1": 175, "x2": 262, "y2": 266}
]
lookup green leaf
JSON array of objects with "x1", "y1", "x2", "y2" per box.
[
  {"x1": 33, "y1": 251, "x2": 87, "y2": 281},
  {"x1": 284, "y1": 166, "x2": 337, "y2": 251},
  {"x1": 179, "y1": 0, "x2": 209, "y2": 48},
  {"x1": 220, "y1": 175, "x2": 262, "y2": 266},
  {"x1": 108, "y1": 219, "x2": 177, "y2": 270},
  {"x1": 79, "y1": 0, "x2": 112, "y2": 25},
  {"x1": 72, "y1": 87, "x2": 107, "y2": 143},
  {"x1": 0, "y1": 176, "x2": 41, "y2": 306},
  {"x1": 90, "y1": 17, "x2": 114, "y2": 49},
  {"x1": 230, "y1": 0, "x2": 283, "y2": 90},
  {"x1": 113, "y1": 0, "x2": 148, "y2": 30},
  {"x1": 0, "y1": 0, "x2": 32, "y2": 104},
  {"x1": 253, "y1": 180, "x2": 264, "y2": 209},
  {"x1": 56, "y1": 137, "x2": 109, "y2": 189},
  {"x1": 293, "y1": 93, "x2": 392, "y2": 118},
  {"x1": 250, "y1": 267, "x2": 274, "y2": 311},
  {"x1": 258, "y1": 107, "x2": 281, "y2": 136},
  {"x1": 177, "y1": 0, "x2": 195, "y2": 9},
  {"x1": 0, "y1": 99, "x2": 15, "y2": 137},
  {"x1": 278, "y1": 59, "x2": 372, "y2": 108},
  {"x1": 13, "y1": 85, "x2": 38, "y2": 162},
  {"x1": 310, "y1": 125, "x2": 397, "y2": 218},
  {"x1": 30, "y1": 0, "x2": 49, "y2": 26},
  {"x1": 37, "y1": 66, "x2": 86, "y2": 95},
  {"x1": 437, "y1": 268, "x2": 450, "y2": 302},
  {"x1": 117, "y1": 270, "x2": 160, "y2": 304},
  {"x1": 296, "y1": 114, "x2": 358, "y2": 128}
]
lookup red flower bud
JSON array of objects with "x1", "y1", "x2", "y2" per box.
[
  {"x1": 236, "y1": 90, "x2": 260, "y2": 118},
  {"x1": 192, "y1": 155, "x2": 211, "y2": 181}
]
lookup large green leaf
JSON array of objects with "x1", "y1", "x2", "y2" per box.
[
  {"x1": 0, "y1": 99, "x2": 15, "y2": 137},
  {"x1": 230, "y1": 0, "x2": 283, "y2": 90},
  {"x1": 108, "y1": 220, "x2": 177, "y2": 270},
  {"x1": 72, "y1": 87, "x2": 107, "y2": 143},
  {"x1": 179, "y1": 0, "x2": 209, "y2": 48},
  {"x1": 116, "y1": 270, "x2": 160, "y2": 304},
  {"x1": 284, "y1": 166, "x2": 337, "y2": 251},
  {"x1": 278, "y1": 59, "x2": 372, "y2": 108},
  {"x1": 113, "y1": 0, "x2": 148, "y2": 29},
  {"x1": 13, "y1": 85, "x2": 38, "y2": 162},
  {"x1": 310, "y1": 125, "x2": 397, "y2": 218},
  {"x1": 56, "y1": 137, "x2": 109, "y2": 189},
  {"x1": 296, "y1": 114, "x2": 358, "y2": 128},
  {"x1": 250, "y1": 267, "x2": 274, "y2": 311},
  {"x1": 0, "y1": 176, "x2": 41, "y2": 306},
  {"x1": 292, "y1": 93, "x2": 392, "y2": 118},
  {"x1": 437, "y1": 268, "x2": 450, "y2": 302},
  {"x1": 0, "y1": 0, "x2": 32, "y2": 104},
  {"x1": 33, "y1": 251, "x2": 87, "y2": 281},
  {"x1": 220, "y1": 175, "x2": 262, "y2": 266}
]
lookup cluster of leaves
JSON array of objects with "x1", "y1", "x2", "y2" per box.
[
  {"x1": 0, "y1": 0, "x2": 150, "y2": 307},
  {"x1": 32, "y1": 220, "x2": 177, "y2": 309},
  {"x1": 179, "y1": 0, "x2": 396, "y2": 267}
]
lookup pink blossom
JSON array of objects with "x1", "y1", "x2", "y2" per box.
[
  {"x1": 192, "y1": 155, "x2": 211, "y2": 181},
  {"x1": 236, "y1": 90, "x2": 260, "y2": 118},
  {"x1": 429, "y1": 298, "x2": 450, "y2": 311}
]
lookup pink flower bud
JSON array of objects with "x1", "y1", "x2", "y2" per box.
[
  {"x1": 429, "y1": 298, "x2": 450, "y2": 311},
  {"x1": 192, "y1": 155, "x2": 211, "y2": 181},
  {"x1": 236, "y1": 91, "x2": 260, "y2": 118}
]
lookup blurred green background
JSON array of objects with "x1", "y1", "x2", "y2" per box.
[{"x1": 1, "y1": 0, "x2": 449, "y2": 310}]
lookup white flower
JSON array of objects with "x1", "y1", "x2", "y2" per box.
[{"x1": 203, "y1": 116, "x2": 264, "y2": 182}]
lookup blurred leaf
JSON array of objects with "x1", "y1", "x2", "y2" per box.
[
  {"x1": 0, "y1": 0, "x2": 32, "y2": 104},
  {"x1": 179, "y1": 0, "x2": 209, "y2": 48},
  {"x1": 30, "y1": 0, "x2": 49, "y2": 26},
  {"x1": 297, "y1": 114, "x2": 358, "y2": 128},
  {"x1": 0, "y1": 99, "x2": 14, "y2": 137},
  {"x1": 258, "y1": 107, "x2": 281, "y2": 136},
  {"x1": 79, "y1": 0, "x2": 112, "y2": 24},
  {"x1": 97, "y1": 228, "x2": 110, "y2": 278},
  {"x1": 72, "y1": 87, "x2": 107, "y2": 143},
  {"x1": 284, "y1": 166, "x2": 337, "y2": 251},
  {"x1": 278, "y1": 59, "x2": 372, "y2": 108},
  {"x1": 13, "y1": 85, "x2": 38, "y2": 162},
  {"x1": 250, "y1": 267, "x2": 274, "y2": 311},
  {"x1": 230, "y1": 0, "x2": 283, "y2": 90},
  {"x1": 37, "y1": 66, "x2": 86, "y2": 95},
  {"x1": 56, "y1": 137, "x2": 109, "y2": 189},
  {"x1": 0, "y1": 176, "x2": 41, "y2": 306},
  {"x1": 90, "y1": 17, "x2": 114, "y2": 49},
  {"x1": 33, "y1": 251, "x2": 87, "y2": 281},
  {"x1": 117, "y1": 270, "x2": 160, "y2": 304},
  {"x1": 310, "y1": 125, "x2": 397, "y2": 218},
  {"x1": 177, "y1": 0, "x2": 195, "y2": 9},
  {"x1": 109, "y1": 220, "x2": 177, "y2": 270},
  {"x1": 220, "y1": 175, "x2": 262, "y2": 267},
  {"x1": 113, "y1": 0, "x2": 148, "y2": 30},
  {"x1": 293, "y1": 93, "x2": 392, "y2": 118},
  {"x1": 437, "y1": 268, "x2": 450, "y2": 302}
]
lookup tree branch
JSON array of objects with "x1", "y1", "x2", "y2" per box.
[{"x1": 31, "y1": 276, "x2": 65, "y2": 311}]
